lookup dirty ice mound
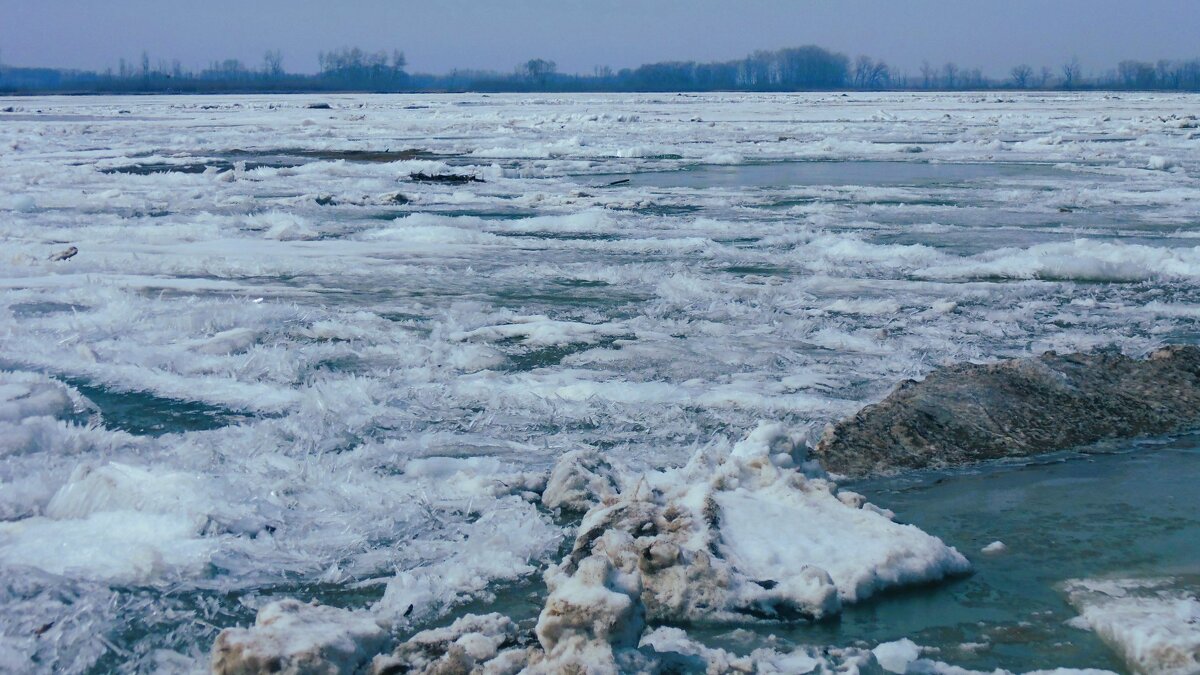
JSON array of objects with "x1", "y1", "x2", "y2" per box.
[{"x1": 548, "y1": 422, "x2": 971, "y2": 624}]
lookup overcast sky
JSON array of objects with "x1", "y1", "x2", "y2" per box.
[{"x1": 3, "y1": 0, "x2": 1198, "y2": 77}]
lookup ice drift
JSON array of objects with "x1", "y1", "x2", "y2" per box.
[
  {"x1": 210, "y1": 423, "x2": 972, "y2": 673},
  {"x1": 1065, "y1": 578, "x2": 1200, "y2": 675}
]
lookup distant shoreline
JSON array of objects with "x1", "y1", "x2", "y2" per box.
[
  {"x1": 2, "y1": 87, "x2": 1195, "y2": 98},
  {"x1": 4, "y1": 43, "x2": 1198, "y2": 96}
]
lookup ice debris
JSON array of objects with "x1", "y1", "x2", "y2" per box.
[
  {"x1": 1065, "y1": 577, "x2": 1200, "y2": 675},
  {"x1": 541, "y1": 449, "x2": 625, "y2": 513},
  {"x1": 367, "y1": 615, "x2": 887, "y2": 674},
  {"x1": 48, "y1": 245, "x2": 78, "y2": 262},
  {"x1": 0, "y1": 371, "x2": 80, "y2": 424},
  {"x1": 868, "y1": 638, "x2": 1116, "y2": 675},
  {"x1": 211, "y1": 599, "x2": 389, "y2": 675},
  {"x1": 982, "y1": 541, "x2": 1007, "y2": 555},
  {"x1": 370, "y1": 613, "x2": 531, "y2": 675},
  {"x1": 873, "y1": 638, "x2": 921, "y2": 673},
  {"x1": 210, "y1": 423, "x2": 975, "y2": 673}
]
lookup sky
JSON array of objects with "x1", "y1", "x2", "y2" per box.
[{"x1": 2, "y1": 0, "x2": 1199, "y2": 78}]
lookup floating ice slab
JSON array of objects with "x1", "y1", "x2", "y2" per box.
[{"x1": 1065, "y1": 577, "x2": 1200, "y2": 675}]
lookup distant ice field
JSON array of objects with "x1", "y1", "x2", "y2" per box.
[{"x1": 1, "y1": 92, "x2": 1198, "y2": 672}]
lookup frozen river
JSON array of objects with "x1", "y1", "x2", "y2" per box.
[{"x1": 1, "y1": 92, "x2": 1198, "y2": 672}]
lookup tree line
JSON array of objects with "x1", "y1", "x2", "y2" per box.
[
  {"x1": 0, "y1": 47, "x2": 410, "y2": 93},
  {"x1": 4, "y1": 45, "x2": 1200, "y2": 94}
]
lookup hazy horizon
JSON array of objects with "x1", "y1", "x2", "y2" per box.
[{"x1": 3, "y1": 0, "x2": 1200, "y2": 78}]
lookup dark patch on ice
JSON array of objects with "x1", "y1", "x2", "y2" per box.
[
  {"x1": 854, "y1": 198, "x2": 960, "y2": 207},
  {"x1": 100, "y1": 160, "x2": 293, "y2": 175},
  {"x1": 380, "y1": 209, "x2": 533, "y2": 221},
  {"x1": 554, "y1": 279, "x2": 611, "y2": 288},
  {"x1": 59, "y1": 376, "x2": 249, "y2": 436},
  {"x1": 301, "y1": 354, "x2": 370, "y2": 377},
  {"x1": 490, "y1": 286, "x2": 648, "y2": 312},
  {"x1": 502, "y1": 334, "x2": 631, "y2": 372},
  {"x1": 492, "y1": 230, "x2": 621, "y2": 242},
  {"x1": 587, "y1": 160, "x2": 1106, "y2": 191},
  {"x1": 713, "y1": 236, "x2": 761, "y2": 246},
  {"x1": 612, "y1": 203, "x2": 704, "y2": 217},
  {"x1": 9, "y1": 301, "x2": 89, "y2": 317},
  {"x1": 378, "y1": 311, "x2": 428, "y2": 324},
  {"x1": 722, "y1": 264, "x2": 792, "y2": 277},
  {"x1": 227, "y1": 148, "x2": 445, "y2": 163},
  {"x1": 1065, "y1": 135, "x2": 1138, "y2": 143},
  {"x1": 101, "y1": 148, "x2": 449, "y2": 176},
  {"x1": 408, "y1": 172, "x2": 484, "y2": 184}
]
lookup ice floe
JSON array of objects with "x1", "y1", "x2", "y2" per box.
[{"x1": 1065, "y1": 577, "x2": 1200, "y2": 675}]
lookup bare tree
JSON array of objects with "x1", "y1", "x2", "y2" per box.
[
  {"x1": 520, "y1": 58, "x2": 557, "y2": 85},
  {"x1": 263, "y1": 50, "x2": 284, "y2": 77},
  {"x1": 1157, "y1": 59, "x2": 1179, "y2": 89},
  {"x1": 853, "y1": 55, "x2": 890, "y2": 89},
  {"x1": 871, "y1": 60, "x2": 891, "y2": 88},
  {"x1": 919, "y1": 61, "x2": 935, "y2": 88},
  {"x1": 1118, "y1": 60, "x2": 1156, "y2": 88},
  {"x1": 392, "y1": 50, "x2": 407, "y2": 71},
  {"x1": 1010, "y1": 64, "x2": 1033, "y2": 88},
  {"x1": 942, "y1": 62, "x2": 959, "y2": 88},
  {"x1": 1061, "y1": 56, "x2": 1081, "y2": 89},
  {"x1": 1038, "y1": 66, "x2": 1053, "y2": 88}
]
